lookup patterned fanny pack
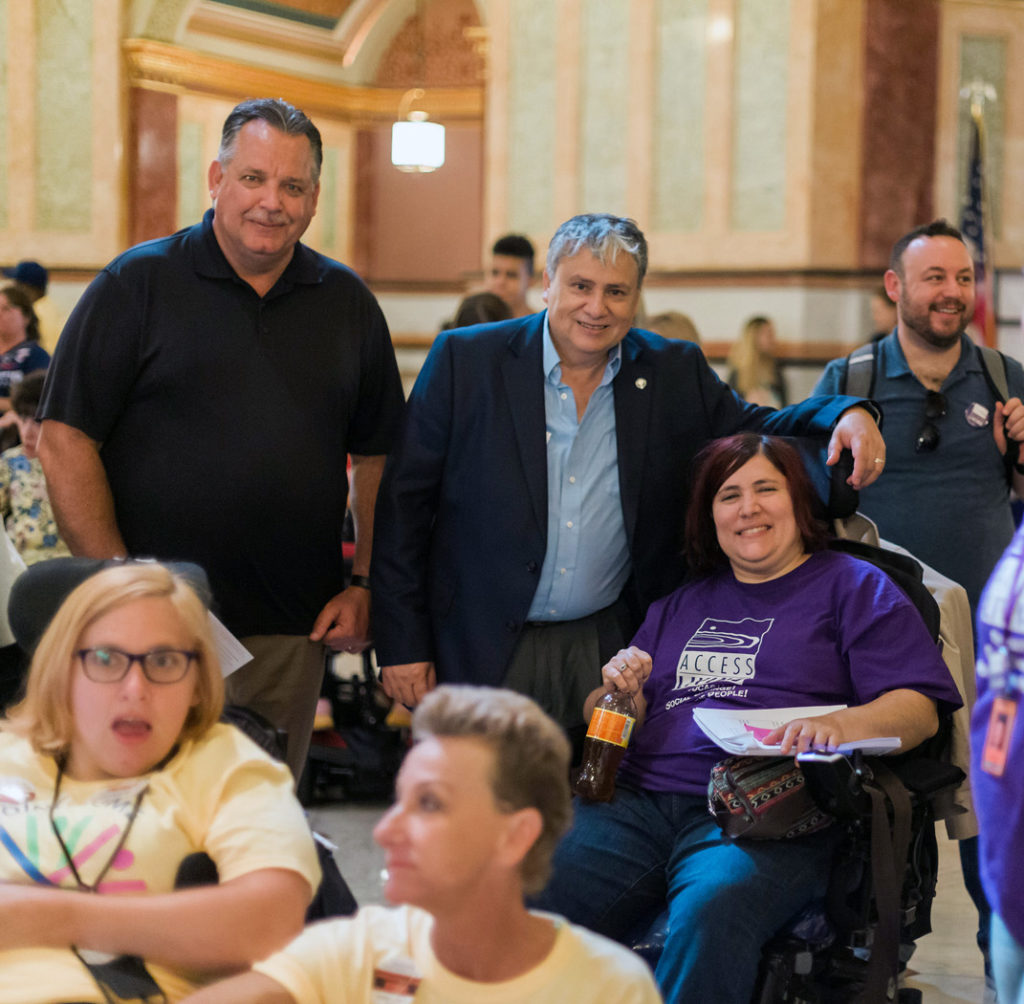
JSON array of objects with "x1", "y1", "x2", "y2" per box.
[{"x1": 707, "y1": 755, "x2": 835, "y2": 840}]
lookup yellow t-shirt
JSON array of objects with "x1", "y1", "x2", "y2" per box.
[
  {"x1": 255, "y1": 904, "x2": 663, "y2": 1004},
  {"x1": 0, "y1": 723, "x2": 321, "y2": 1003}
]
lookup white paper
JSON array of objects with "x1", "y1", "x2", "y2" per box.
[
  {"x1": 209, "y1": 613, "x2": 253, "y2": 677},
  {"x1": 692, "y1": 705, "x2": 901, "y2": 756}
]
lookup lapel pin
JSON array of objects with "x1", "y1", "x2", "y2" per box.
[{"x1": 635, "y1": 378, "x2": 647, "y2": 390}]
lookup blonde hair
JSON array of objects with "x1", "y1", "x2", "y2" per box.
[
  {"x1": 727, "y1": 315, "x2": 778, "y2": 397},
  {"x1": 648, "y1": 310, "x2": 701, "y2": 345},
  {"x1": 4, "y1": 563, "x2": 224, "y2": 757},
  {"x1": 412, "y1": 686, "x2": 571, "y2": 895}
]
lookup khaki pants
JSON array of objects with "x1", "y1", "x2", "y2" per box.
[{"x1": 226, "y1": 635, "x2": 327, "y2": 780}]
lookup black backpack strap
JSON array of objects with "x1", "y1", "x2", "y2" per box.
[
  {"x1": 976, "y1": 343, "x2": 1020, "y2": 475},
  {"x1": 843, "y1": 342, "x2": 878, "y2": 399},
  {"x1": 978, "y1": 343, "x2": 1009, "y2": 402}
]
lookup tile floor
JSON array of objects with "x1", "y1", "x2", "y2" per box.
[{"x1": 309, "y1": 798, "x2": 992, "y2": 1002}]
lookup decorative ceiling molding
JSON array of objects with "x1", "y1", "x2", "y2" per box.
[
  {"x1": 123, "y1": 38, "x2": 483, "y2": 121},
  {"x1": 335, "y1": 0, "x2": 413, "y2": 71},
  {"x1": 188, "y1": 1, "x2": 344, "y2": 60}
]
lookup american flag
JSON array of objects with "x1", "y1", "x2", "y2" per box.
[{"x1": 959, "y1": 104, "x2": 997, "y2": 347}]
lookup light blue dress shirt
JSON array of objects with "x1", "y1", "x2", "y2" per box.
[{"x1": 526, "y1": 317, "x2": 631, "y2": 622}]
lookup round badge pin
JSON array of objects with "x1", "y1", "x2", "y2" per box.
[{"x1": 965, "y1": 402, "x2": 990, "y2": 429}]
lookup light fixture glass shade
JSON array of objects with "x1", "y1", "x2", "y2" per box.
[{"x1": 391, "y1": 117, "x2": 445, "y2": 173}]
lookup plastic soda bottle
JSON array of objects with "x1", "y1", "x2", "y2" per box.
[{"x1": 573, "y1": 689, "x2": 638, "y2": 802}]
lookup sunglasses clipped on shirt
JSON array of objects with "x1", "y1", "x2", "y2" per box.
[{"x1": 914, "y1": 390, "x2": 947, "y2": 454}]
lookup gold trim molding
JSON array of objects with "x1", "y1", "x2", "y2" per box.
[{"x1": 123, "y1": 39, "x2": 483, "y2": 122}]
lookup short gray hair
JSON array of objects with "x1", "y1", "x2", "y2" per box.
[
  {"x1": 546, "y1": 214, "x2": 648, "y2": 285},
  {"x1": 218, "y1": 97, "x2": 323, "y2": 185},
  {"x1": 412, "y1": 686, "x2": 571, "y2": 895}
]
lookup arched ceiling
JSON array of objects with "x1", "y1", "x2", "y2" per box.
[{"x1": 128, "y1": 0, "x2": 487, "y2": 86}]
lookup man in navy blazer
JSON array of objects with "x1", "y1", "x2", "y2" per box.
[{"x1": 371, "y1": 215, "x2": 885, "y2": 727}]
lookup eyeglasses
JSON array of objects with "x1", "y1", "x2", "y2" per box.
[
  {"x1": 76, "y1": 646, "x2": 198, "y2": 684},
  {"x1": 914, "y1": 391, "x2": 947, "y2": 454}
]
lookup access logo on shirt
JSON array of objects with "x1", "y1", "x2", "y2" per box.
[{"x1": 673, "y1": 617, "x2": 774, "y2": 691}]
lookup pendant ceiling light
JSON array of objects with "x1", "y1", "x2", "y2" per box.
[{"x1": 391, "y1": 1, "x2": 445, "y2": 173}]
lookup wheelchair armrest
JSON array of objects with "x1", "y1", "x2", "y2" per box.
[
  {"x1": 798, "y1": 750, "x2": 965, "y2": 821},
  {"x1": 885, "y1": 757, "x2": 965, "y2": 800}
]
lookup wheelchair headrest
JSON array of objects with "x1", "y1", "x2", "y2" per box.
[{"x1": 7, "y1": 557, "x2": 212, "y2": 655}]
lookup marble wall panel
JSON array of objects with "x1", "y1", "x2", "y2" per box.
[
  {"x1": 859, "y1": 0, "x2": 938, "y2": 268},
  {"x1": 0, "y1": 1, "x2": 8, "y2": 230},
  {"x1": 129, "y1": 88, "x2": 177, "y2": 246},
  {"x1": 506, "y1": 0, "x2": 556, "y2": 233},
  {"x1": 35, "y1": 0, "x2": 92, "y2": 231},
  {"x1": 319, "y1": 145, "x2": 339, "y2": 255},
  {"x1": 578, "y1": 0, "x2": 630, "y2": 213},
  {"x1": 652, "y1": 0, "x2": 708, "y2": 233},
  {"x1": 177, "y1": 119, "x2": 206, "y2": 231},
  {"x1": 730, "y1": 0, "x2": 790, "y2": 231},
  {"x1": 958, "y1": 35, "x2": 1006, "y2": 237}
]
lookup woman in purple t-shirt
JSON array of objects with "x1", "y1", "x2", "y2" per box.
[{"x1": 537, "y1": 433, "x2": 961, "y2": 1004}]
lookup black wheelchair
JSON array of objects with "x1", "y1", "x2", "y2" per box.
[{"x1": 631, "y1": 739, "x2": 965, "y2": 1004}]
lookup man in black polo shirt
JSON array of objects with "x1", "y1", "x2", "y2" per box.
[{"x1": 37, "y1": 98, "x2": 404, "y2": 777}]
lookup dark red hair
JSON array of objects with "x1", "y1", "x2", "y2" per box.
[{"x1": 684, "y1": 433, "x2": 828, "y2": 577}]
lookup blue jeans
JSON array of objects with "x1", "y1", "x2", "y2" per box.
[
  {"x1": 992, "y1": 913, "x2": 1024, "y2": 1004},
  {"x1": 535, "y1": 784, "x2": 840, "y2": 1004}
]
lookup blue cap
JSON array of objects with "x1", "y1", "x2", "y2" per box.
[{"x1": 1, "y1": 261, "x2": 48, "y2": 291}]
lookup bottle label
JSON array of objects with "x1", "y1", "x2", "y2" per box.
[{"x1": 586, "y1": 707, "x2": 635, "y2": 748}]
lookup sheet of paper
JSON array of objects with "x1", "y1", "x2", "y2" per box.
[
  {"x1": 692, "y1": 705, "x2": 901, "y2": 756},
  {"x1": 209, "y1": 613, "x2": 253, "y2": 677}
]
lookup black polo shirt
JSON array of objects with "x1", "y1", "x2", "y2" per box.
[{"x1": 40, "y1": 211, "x2": 404, "y2": 636}]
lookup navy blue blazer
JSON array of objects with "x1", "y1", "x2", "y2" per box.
[{"x1": 371, "y1": 313, "x2": 862, "y2": 687}]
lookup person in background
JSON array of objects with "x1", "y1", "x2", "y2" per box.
[
  {"x1": 183, "y1": 686, "x2": 662, "y2": 1004},
  {"x1": 0, "y1": 284, "x2": 50, "y2": 419},
  {"x1": 0, "y1": 371, "x2": 70, "y2": 565},
  {"x1": 727, "y1": 315, "x2": 787, "y2": 407},
  {"x1": 814, "y1": 220, "x2": 1024, "y2": 998},
  {"x1": 646, "y1": 310, "x2": 702, "y2": 346},
  {"x1": 1, "y1": 261, "x2": 64, "y2": 355},
  {"x1": 0, "y1": 561, "x2": 320, "y2": 1002},
  {"x1": 485, "y1": 233, "x2": 536, "y2": 318},
  {"x1": 445, "y1": 291, "x2": 512, "y2": 330}
]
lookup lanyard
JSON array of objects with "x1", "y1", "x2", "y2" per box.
[
  {"x1": 49, "y1": 760, "x2": 164, "y2": 1003},
  {"x1": 49, "y1": 760, "x2": 148, "y2": 892}
]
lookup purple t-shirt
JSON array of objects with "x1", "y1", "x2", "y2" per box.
[
  {"x1": 618, "y1": 550, "x2": 962, "y2": 796},
  {"x1": 973, "y1": 521, "x2": 1024, "y2": 946}
]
